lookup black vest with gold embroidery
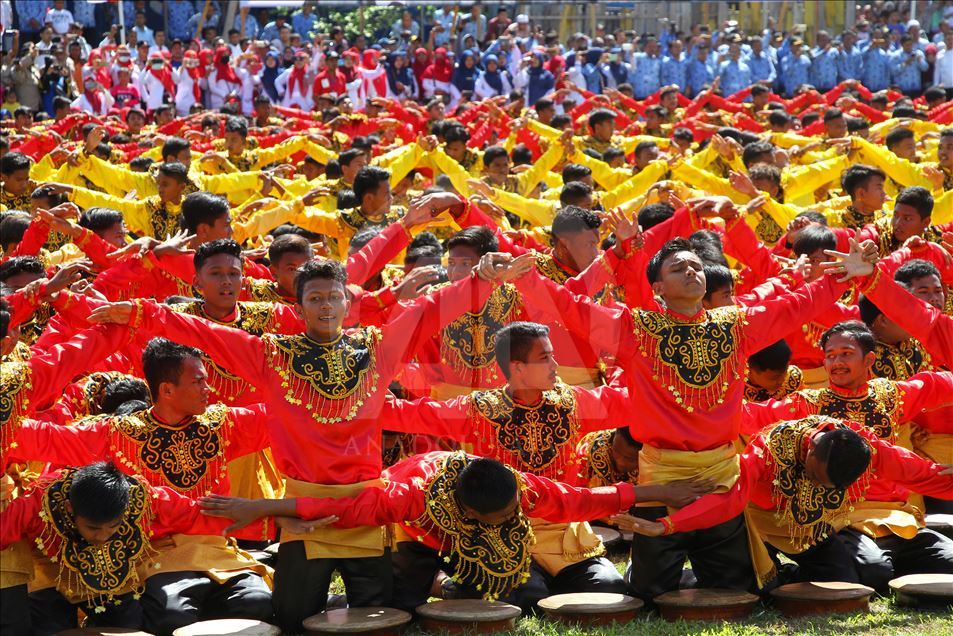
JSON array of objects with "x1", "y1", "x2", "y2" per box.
[
  {"x1": 440, "y1": 284, "x2": 521, "y2": 388},
  {"x1": 265, "y1": 328, "x2": 383, "y2": 423},
  {"x1": 408, "y1": 452, "x2": 533, "y2": 601},
  {"x1": 744, "y1": 366, "x2": 804, "y2": 403},
  {"x1": 871, "y1": 338, "x2": 932, "y2": 380},
  {"x1": 107, "y1": 404, "x2": 233, "y2": 495},
  {"x1": 633, "y1": 306, "x2": 746, "y2": 412},
  {"x1": 467, "y1": 384, "x2": 578, "y2": 480},
  {"x1": 35, "y1": 470, "x2": 155, "y2": 609},
  {"x1": 578, "y1": 430, "x2": 637, "y2": 487},
  {"x1": 801, "y1": 379, "x2": 903, "y2": 442},
  {"x1": 1, "y1": 360, "x2": 33, "y2": 457},
  {"x1": 765, "y1": 416, "x2": 870, "y2": 550}
]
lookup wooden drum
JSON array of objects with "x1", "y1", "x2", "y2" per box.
[
  {"x1": 538, "y1": 592, "x2": 643, "y2": 626},
  {"x1": 415, "y1": 600, "x2": 521, "y2": 633},
  {"x1": 889, "y1": 573, "x2": 953, "y2": 609},
  {"x1": 770, "y1": 582, "x2": 874, "y2": 617},
  {"x1": 303, "y1": 608, "x2": 412, "y2": 636},
  {"x1": 171, "y1": 619, "x2": 281, "y2": 636},
  {"x1": 925, "y1": 514, "x2": 953, "y2": 540},
  {"x1": 654, "y1": 588, "x2": 759, "y2": 621},
  {"x1": 593, "y1": 527, "x2": 623, "y2": 553}
]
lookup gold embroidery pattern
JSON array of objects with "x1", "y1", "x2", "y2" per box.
[
  {"x1": 245, "y1": 278, "x2": 291, "y2": 305},
  {"x1": 802, "y1": 379, "x2": 902, "y2": 442},
  {"x1": 838, "y1": 206, "x2": 875, "y2": 230},
  {"x1": 440, "y1": 284, "x2": 521, "y2": 385},
  {"x1": 18, "y1": 304, "x2": 55, "y2": 346},
  {"x1": 6, "y1": 340, "x2": 32, "y2": 363},
  {"x1": 411, "y1": 452, "x2": 533, "y2": 601},
  {"x1": 382, "y1": 432, "x2": 415, "y2": 468},
  {"x1": 145, "y1": 196, "x2": 180, "y2": 239},
  {"x1": 469, "y1": 384, "x2": 577, "y2": 478},
  {"x1": 634, "y1": 306, "x2": 745, "y2": 411},
  {"x1": 37, "y1": 471, "x2": 154, "y2": 610},
  {"x1": 755, "y1": 213, "x2": 784, "y2": 244},
  {"x1": 872, "y1": 339, "x2": 931, "y2": 380},
  {"x1": 580, "y1": 430, "x2": 636, "y2": 486},
  {"x1": 765, "y1": 416, "x2": 870, "y2": 550},
  {"x1": 63, "y1": 371, "x2": 136, "y2": 418},
  {"x1": 744, "y1": 366, "x2": 804, "y2": 403},
  {"x1": 339, "y1": 206, "x2": 403, "y2": 233},
  {"x1": 110, "y1": 405, "x2": 231, "y2": 494},
  {"x1": 266, "y1": 329, "x2": 382, "y2": 423},
  {"x1": 1, "y1": 361, "x2": 32, "y2": 456},
  {"x1": 534, "y1": 254, "x2": 570, "y2": 285}
]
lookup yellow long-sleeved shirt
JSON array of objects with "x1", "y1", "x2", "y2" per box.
[{"x1": 70, "y1": 187, "x2": 182, "y2": 238}]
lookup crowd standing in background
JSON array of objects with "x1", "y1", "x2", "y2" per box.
[{"x1": 1, "y1": 2, "x2": 953, "y2": 636}]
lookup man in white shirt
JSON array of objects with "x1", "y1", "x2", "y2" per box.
[
  {"x1": 133, "y1": 11, "x2": 155, "y2": 47},
  {"x1": 935, "y1": 31, "x2": 953, "y2": 98},
  {"x1": 43, "y1": 0, "x2": 72, "y2": 35}
]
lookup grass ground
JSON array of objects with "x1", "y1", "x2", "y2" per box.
[{"x1": 329, "y1": 549, "x2": 952, "y2": 635}]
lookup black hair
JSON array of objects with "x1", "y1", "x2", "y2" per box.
[
  {"x1": 750, "y1": 84, "x2": 770, "y2": 97},
  {"x1": 823, "y1": 107, "x2": 843, "y2": 123},
  {"x1": 494, "y1": 321, "x2": 550, "y2": 379},
  {"x1": 409, "y1": 231, "x2": 443, "y2": 251},
  {"x1": 549, "y1": 114, "x2": 571, "y2": 130},
  {"x1": 602, "y1": 148, "x2": 626, "y2": 164},
  {"x1": 482, "y1": 145, "x2": 509, "y2": 167},
  {"x1": 741, "y1": 141, "x2": 775, "y2": 168},
  {"x1": 350, "y1": 226, "x2": 383, "y2": 252},
  {"x1": 845, "y1": 116, "x2": 869, "y2": 134},
  {"x1": 534, "y1": 98, "x2": 554, "y2": 112},
  {"x1": 157, "y1": 161, "x2": 189, "y2": 183},
  {"x1": 295, "y1": 259, "x2": 347, "y2": 303},
  {"x1": 68, "y1": 462, "x2": 132, "y2": 523},
  {"x1": 840, "y1": 164, "x2": 885, "y2": 198},
  {"x1": 194, "y1": 238, "x2": 242, "y2": 271},
  {"x1": 563, "y1": 163, "x2": 592, "y2": 184},
  {"x1": 634, "y1": 141, "x2": 658, "y2": 159},
  {"x1": 324, "y1": 159, "x2": 342, "y2": 180},
  {"x1": 559, "y1": 182, "x2": 593, "y2": 207},
  {"x1": 0, "y1": 255, "x2": 45, "y2": 283},
  {"x1": 113, "y1": 399, "x2": 150, "y2": 416},
  {"x1": 894, "y1": 259, "x2": 941, "y2": 287},
  {"x1": 703, "y1": 264, "x2": 733, "y2": 299},
  {"x1": 647, "y1": 237, "x2": 695, "y2": 284},
  {"x1": 795, "y1": 210, "x2": 828, "y2": 226},
  {"x1": 588, "y1": 108, "x2": 616, "y2": 130},
  {"x1": 0, "y1": 212, "x2": 31, "y2": 251},
  {"x1": 0, "y1": 297, "x2": 9, "y2": 340},
  {"x1": 456, "y1": 457, "x2": 518, "y2": 515},
  {"x1": 53, "y1": 96, "x2": 71, "y2": 113},
  {"x1": 224, "y1": 115, "x2": 248, "y2": 138},
  {"x1": 884, "y1": 127, "x2": 915, "y2": 152},
  {"x1": 337, "y1": 148, "x2": 365, "y2": 170},
  {"x1": 447, "y1": 226, "x2": 498, "y2": 256},
  {"x1": 179, "y1": 191, "x2": 230, "y2": 233},
  {"x1": 923, "y1": 86, "x2": 946, "y2": 103},
  {"x1": 79, "y1": 207, "x2": 125, "y2": 233},
  {"x1": 551, "y1": 206, "x2": 600, "y2": 241},
  {"x1": 351, "y1": 167, "x2": 390, "y2": 205},
  {"x1": 0, "y1": 151, "x2": 30, "y2": 175},
  {"x1": 819, "y1": 320, "x2": 876, "y2": 354},
  {"x1": 768, "y1": 111, "x2": 792, "y2": 128},
  {"x1": 405, "y1": 244, "x2": 444, "y2": 268},
  {"x1": 443, "y1": 125, "x2": 471, "y2": 144},
  {"x1": 895, "y1": 186, "x2": 933, "y2": 219},
  {"x1": 637, "y1": 203, "x2": 675, "y2": 230},
  {"x1": 129, "y1": 157, "x2": 155, "y2": 172},
  {"x1": 611, "y1": 426, "x2": 641, "y2": 449},
  {"x1": 812, "y1": 427, "x2": 871, "y2": 490},
  {"x1": 749, "y1": 339, "x2": 792, "y2": 372},
  {"x1": 161, "y1": 137, "x2": 191, "y2": 162},
  {"x1": 856, "y1": 294, "x2": 883, "y2": 327},
  {"x1": 672, "y1": 128, "x2": 694, "y2": 144},
  {"x1": 690, "y1": 229, "x2": 727, "y2": 267},
  {"x1": 268, "y1": 233, "x2": 312, "y2": 264},
  {"x1": 511, "y1": 144, "x2": 533, "y2": 166},
  {"x1": 100, "y1": 378, "x2": 151, "y2": 414},
  {"x1": 748, "y1": 163, "x2": 782, "y2": 188},
  {"x1": 792, "y1": 224, "x2": 837, "y2": 256},
  {"x1": 801, "y1": 112, "x2": 821, "y2": 127},
  {"x1": 142, "y1": 337, "x2": 204, "y2": 400}
]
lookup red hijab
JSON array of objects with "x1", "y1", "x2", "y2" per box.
[
  {"x1": 147, "y1": 54, "x2": 177, "y2": 96},
  {"x1": 183, "y1": 50, "x2": 202, "y2": 101},
  {"x1": 213, "y1": 46, "x2": 241, "y2": 85},
  {"x1": 424, "y1": 47, "x2": 453, "y2": 83},
  {"x1": 287, "y1": 56, "x2": 308, "y2": 98}
]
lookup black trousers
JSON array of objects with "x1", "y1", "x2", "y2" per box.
[
  {"x1": 840, "y1": 527, "x2": 953, "y2": 595},
  {"x1": 141, "y1": 571, "x2": 273, "y2": 636},
  {"x1": 923, "y1": 496, "x2": 953, "y2": 515},
  {"x1": 770, "y1": 531, "x2": 862, "y2": 585},
  {"x1": 1, "y1": 585, "x2": 30, "y2": 636},
  {"x1": 27, "y1": 587, "x2": 143, "y2": 636},
  {"x1": 390, "y1": 540, "x2": 626, "y2": 614},
  {"x1": 272, "y1": 541, "x2": 392, "y2": 633},
  {"x1": 627, "y1": 507, "x2": 755, "y2": 601}
]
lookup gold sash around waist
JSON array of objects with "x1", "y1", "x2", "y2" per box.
[
  {"x1": 227, "y1": 448, "x2": 286, "y2": 501},
  {"x1": 636, "y1": 443, "x2": 740, "y2": 507},
  {"x1": 800, "y1": 366, "x2": 829, "y2": 389},
  {"x1": 555, "y1": 366, "x2": 603, "y2": 389},
  {"x1": 430, "y1": 383, "x2": 479, "y2": 401},
  {"x1": 844, "y1": 501, "x2": 923, "y2": 540},
  {"x1": 0, "y1": 542, "x2": 34, "y2": 589},
  {"x1": 529, "y1": 519, "x2": 604, "y2": 576},
  {"x1": 914, "y1": 431, "x2": 953, "y2": 465},
  {"x1": 282, "y1": 477, "x2": 387, "y2": 560},
  {"x1": 148, "y1": 534, "x2": 274, "y2": 586}
]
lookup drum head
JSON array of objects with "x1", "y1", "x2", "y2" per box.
[
  {"x1": 171, "y1": 619, "x2": 280, "y2": 636},
  {"x1": 593, "y1": 527, "x2": 621, "y2": 546},
  {"x1": 655, "y1": 588, "x2": 759, "y2": 608},
  {"x1": 538, "y1": 592, "x2": 643, "y2": 614},
  {"x1": 889, "y1": 574, "x2": 953, "y2": 601},
  {"x1": 302, "y1": 608, "x2": 412, "y2": 633},
  {"x1": 56, "y1": 630, "x2": 153, "y2": 636},
  {"x1": 771, "y1": 582, "x2": 874, "y2": 601},
  {"x1": 415, "y1": 600, "x2": 522, "y2": 622}
]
